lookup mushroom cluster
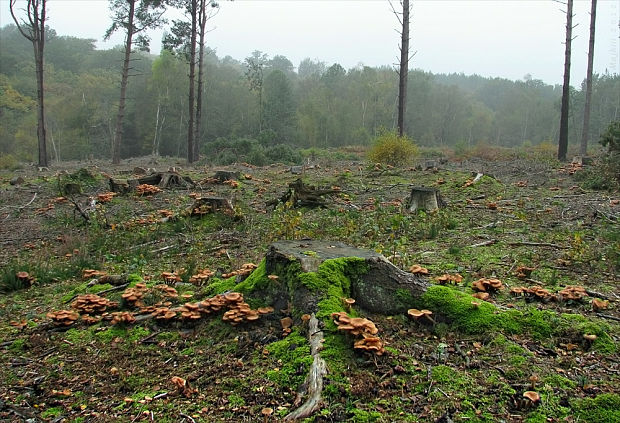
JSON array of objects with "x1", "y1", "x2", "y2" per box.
[
  {"x1": 331, "y1": 312, "x2": 384, "y2": 355},
  {"x1": 510, "y1": 286, "x2": 555, "y2": 302},
  {"x1": 407, "y1": 308, "x2": 434, "y2": 324},
  {"x1": 189, "y1": 269, "x2": 214, "y2": 285},
  {"x1": 16, "y1": 271, "x2": 36, "y2": 287},
  {"x1": 47, "y1": 310, "x2": 80, "y2": 326},
  {"x1": 82, "y1": 269, "x2": 107, "y2": 279},
  {"x1": 72, "y1": 294, "x2": 118, "y2": 314},
  {"x1": 161, "y1": 271, "x2": 182, "y2": 285},
  {"x1": 409, "y1": 265, "x2": 429, "y2": 275},
  {"x1": 221, "y1": 263, "x2": 258, "y2": 279},
  {"x1": 592, "y1": 298, "x2": 609, "y2": 311},
  {"x1": 110, "y1": 311, "x2": 136, "y2": 325},
  {"x1": 136, "y1": 184, "x2": 162, "y2": 195},
  {"x1": 472, "y1": 278, "x2": 503, "y2": 292},
  {"x1": 280, "y1": 317, "x2": 293, "y2": 336},
  {"x1": 435, "y1": 273, "x2": 463, "y2": 285},
  {"x1": 121, "y1": 283, "x2": 149, "y2": 307},
  {"x1": 558, "y1": 285, "x2": 587, "y2": 302},
  {"x1": 96, "y1": 192, "x2": 116, "y2": 203},
  {"x1": 155, "y1": 284, "x2": 179, "y2": 298},
  {"x1": 515, "y1": 266, "x2": 536, "y2": 280},
  {"x1": 472, "y1": 292, "x2": 490, "y2": 301}
]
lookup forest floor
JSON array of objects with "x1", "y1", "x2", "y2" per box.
[{"x1": 0, "y1": 154, "x2": 618, "y2": 423}]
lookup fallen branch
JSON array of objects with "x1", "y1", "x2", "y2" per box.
[
  {"x1": 284, "y1": 314, "x2": 327, "y2": 421},
  {"x1": 468, "y1": 240, "x2": 496, "y2": 248},
  {"x1": 596, "y1": 313, "x2": 620, "y2": 322},
  {"x1": 508, "y1": 241, "x2": 567, "y2": 249},
  {"x1": 585, "y1": 290, "x2": 612, "y2": 301}
]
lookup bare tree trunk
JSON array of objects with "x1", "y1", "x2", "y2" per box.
[
  {"x1": 152, "y1": 99, "x2": 161, "y2": 156},
  {"x1": 397, "y1": 0, "x2": 410, "y2": 137},
  {"x1": 558, "y1": 0, "x2": 573, "y2": 162},
  {"x1": 112, "y1": 0, "x2": 136, "y2": 165},
  {"x1": 194, "y1": 0, "x2": 208, "y2": 162},
  {"x1": 186, "y1": 0, "x2": 198, "y2": 164},
  {"x1": 580, "y1": 0, "x2": 597, "y2": 156},
  {"x1": 11, "y1": 0, "x2": 48, "y2": 168}
]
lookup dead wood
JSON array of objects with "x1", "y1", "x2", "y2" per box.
[
  {"x1": 284, "y1": 313, "x2": 326, "y2": 421},
  {"x1": 188, "y1": 197, "x2": 234, "y2": 217},
  {"x1": 109, "y1": 172, "x2": 194, "y2": 193},
  {"x1": 267, "y1": 179, "x2": 340, "y2": 208},
  {"x1": 406, "y1": 186, "x2": 446, "y2": 212},
  {"x1": 507, "y1": 241, "x2": 568, "y2": 249}
]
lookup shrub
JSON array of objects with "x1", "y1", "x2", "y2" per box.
[
  {"x1": 576, "y1": 121, "x2": 620, "y2": 191},
  {"x1": 367, "y1": 131, "x2": 418, "y2": 166},
  {"x1": 0, "y1": 154, "x2": 20, "y2": 170}
]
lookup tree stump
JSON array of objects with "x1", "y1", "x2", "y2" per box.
[
  {"x1": 406, "y1": 187, "x2": 446, "y2": 212},
  {"x1": 213, "y1": 170, "x2": 240, "y2": 183},
  {"x1": 250, "y1": 240, "x2": 429, "y2": 316},
  {"x1": 109, "y1": 172, "x2": 195, "y2": 193},
  {"x1": 266, "y1": 179, "x2": 340, "y2": 208},
  {"x1": 188, "y1": 197, "x2": 234, "y2": 217}
]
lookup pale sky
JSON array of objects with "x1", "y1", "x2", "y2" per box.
[{"x1": 1, "y1": 0, "x2": 619, "y2": 85}]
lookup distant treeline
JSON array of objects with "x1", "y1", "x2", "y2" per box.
[{"x1": 1, "y1": 24, "x2": 618, "y2": 162}]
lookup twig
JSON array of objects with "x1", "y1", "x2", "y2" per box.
[
  {"x1": 179, "y1": 412, "x2": 196, "y2": 423},
  {"x1": 585, "y1": 290, "x2": 612, "y2": 301},
  {"x1": 468, "y1": 240, "x2": 496, "y2": 248},
  {"x1": 508, "y1": 241, "x2": 567, "y2": 249},
  {"x1": 596, "y1": 313, "x2": 620, "y2": 322},
  {"x1": 139, "y1": 331, "x2": 161, "y2": 344}
]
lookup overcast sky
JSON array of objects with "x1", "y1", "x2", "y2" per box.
[{"x1": 1, "y1": 0, "x2": 619, "y2": 85}]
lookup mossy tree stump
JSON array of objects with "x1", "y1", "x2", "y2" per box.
[
  {"x1": 234, "y1": 240, "x2": 429, "y2": 420},
  {"x1": 406, "y1": 186, "x2": 446, "y2": 212}
]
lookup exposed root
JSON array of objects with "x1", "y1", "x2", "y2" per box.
[{"x1": 284, "y1": 314, "x2": 327, "y2": 421}]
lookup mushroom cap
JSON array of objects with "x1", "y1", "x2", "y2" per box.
[
  {"x1": 592, "y1": 298, "x2": 609, "y2": 311},
  {"x1": 257, "y1": 306, "x2": 274, "y2": 315},
  {"x1": 523, "y1": 391, "x2": 541, "y2": 402},
  {"x1": 16, "y1": 271, "x2": 30, "y2": 279},
  {"x1": 407, "y1": 309, "x2": 424, "y2": 318},
  {"x1": 583, "y1": 334, "x2": 597, "y2": 341},
  {"x1": 472, "y1": 292, "x2": 490, "y2": 301},
  {"x1": 267, "y1": 274, "x2": 279, "y2": 280},
  {"x1": 409, "y1": 265, "x2": 429, "y2": 274},
  {"x1": 261, "y1": 407, "x2": 274, "y2": 416},
  {"x1": 224, "y1": 292, "x2": 242, "y2": 303},
  {"x1": 301, "y1": 314, "x2": 311, "y2": 322},
  {"x1": 343, "y1": 298, "x2": 356, "y2": 306},
  {"x1": 280, "y1": 317, "x2": 293, "y2": 329}
]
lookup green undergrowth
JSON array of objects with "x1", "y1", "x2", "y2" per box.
[
  {"x1": 417, "y1": 285, "x2": 616, "y2": 353},
  {"x1": 264, "y1": 330, "x2": 313, "y2": 388}
]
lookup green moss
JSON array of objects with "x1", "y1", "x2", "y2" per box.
[
  {"x1": 234, "y1": 259, "x2": 268, "y2": 293},
  {"x1": 543, "y1": 374, "x2": 576, "y2": 389},
  {"x1": 41, "y1": 406, "x2": 63, "y2": 419},
  {"x1": 9, "y1": 338, "x2": 26, "y2": 352},
  {"x1": 418, "y1": 286, "x2": 617, "y2": 352},
  {"x1": 89, "y1": 283, "x2": 113, "y2": 293},
  {"x1": 204, "y1": 277, "x2": 238, "y2": 296},
  {"x1": 264, "y1": 330, "x2": 313, "y2": 387},
  {"x1": 573, "y1": 393, "x2": 620, "y2": 423},
  {"x1": 95, "y1": 326, "x2": 128, "y2": 343}
]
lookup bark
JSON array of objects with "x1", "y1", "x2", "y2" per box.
[
  {"x1": 266, "y1": 179, "x2": 340, "y2": 208},
  {"x1": 109, "y1": 172, "x2": 195, "y2": 193},
  {"x1": 406, "y1": 187, "x2": 446, "y2": 212},
  {"x1": 580, "y1": 0, "x2": 597, "y2": 156},
  {"x1": 558, "y1": 0, "x2": 573, "y2": 162},
  {"x1": 112, "y1": 0, "x2": 136, "y2": 165},
  {"x1": 186, "y1": 0, "x2": 198, "y2": 163},
  {"x1": 283, "y1": 314, "x2": 326, "y2": 421},
  {"x1": 265, "y1": 240, "x2": 429, "y2": 315},
  {"x1": 10, "y1": 0, "x2": 48, "y2": 168},
  {"x1": 194, "y1": 0, "x2": 208, "y2": 162},
  {"x1": 397, "y1": 0, "x2": 410, "y2": 137}
]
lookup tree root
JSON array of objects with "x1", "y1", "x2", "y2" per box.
[{"x1": 284, "y1": 314, "x2": 327, "y2": 421}]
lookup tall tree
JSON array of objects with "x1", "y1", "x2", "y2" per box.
[
  {"x1": 558, "y1": 0, "x2": 574, "y2": 162},
  {"x1": 105, "y1": 0, "x2": 166, "y2": 164},
  {"x1": 390, "y1": 0, "x2": 412, "y2": 137},
  {"x1": 10, "y1": 0, "x2": 48, "y2": 167},
  {"x1": 194, "y1": 0, "x2": 218, "y2": 161},
  {"x1": 245, "y1": 51, "x2": 268, "y2": 134},
  {"x1": 580, "y1": 0, "x2": 597, "y2": 156}
]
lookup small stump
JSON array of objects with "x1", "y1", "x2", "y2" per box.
[{"x1": 406, "y1": 187, "x2": 445, "y2": 212}]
